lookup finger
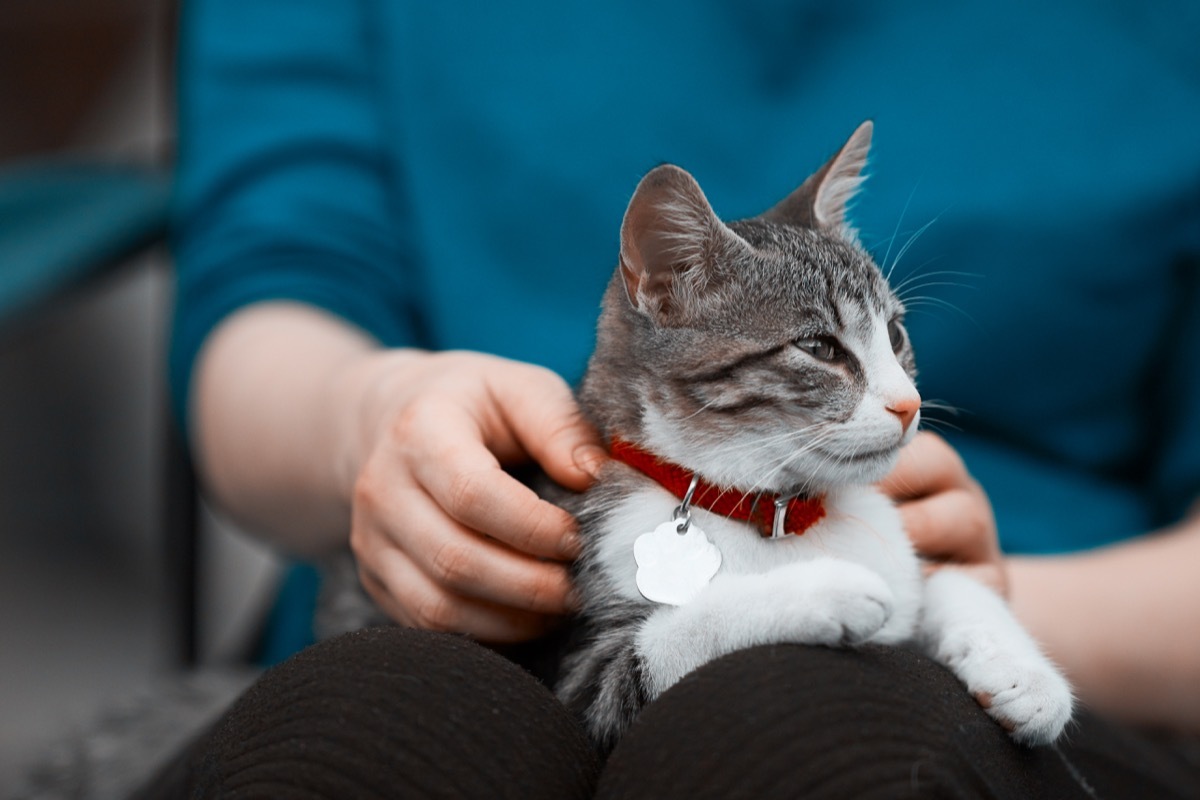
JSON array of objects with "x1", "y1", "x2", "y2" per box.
[
  {"x1": 878, "y1": 431, "x2": 967, "y2": 501},
  {"x1": 410, "y1": 429, "x2": 583, "y2": 560},
  {"x1": 485, "y1": 363, "x2": 607, "y2": 491},
  {"x1": 369, "y1": 485, "x2": 579, "y2": 615},
  {"x1": 899, "y1": 487, "x2": 993, "y2": 564},
  {"x1": 358, "y1": 555, "x2": 555, "y2": 643},
  {"x1": 388, "y1": 392, "x2": 582, "y2": 559}
]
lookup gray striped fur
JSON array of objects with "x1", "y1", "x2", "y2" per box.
[{"x1": 555, "y1": 123, "x2": 912, "y2": 747}]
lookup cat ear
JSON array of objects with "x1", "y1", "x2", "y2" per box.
[
  {"x1": 762, "y1": 120, "x2": 873, "y2": 236},
  {"x1": 620, "y1": 164, "x2": 750, "y2": 323}
]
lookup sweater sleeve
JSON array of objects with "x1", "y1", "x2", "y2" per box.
[
  {"x1": 1150, "y1": 248, "x2": 1200, "y2": 526},
  {"x1": 168, "y1": 0, "x2": 419, "y2": 430}
]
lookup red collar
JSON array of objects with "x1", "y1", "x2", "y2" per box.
[{"x1": 610, "y1": 439, "x2": 825, "y2": 538}]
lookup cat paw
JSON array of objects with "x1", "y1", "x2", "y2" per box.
[
  {"x1": 777, "y1": 560, "x2": 894, "y2": 646},
  {"x1": 965, "y1": 657, "x2": 1073, "y2": 745}
]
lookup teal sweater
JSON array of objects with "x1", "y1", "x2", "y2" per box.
[{"x1": 173, "y1": 0, "x2": 1200, "y2": 559}]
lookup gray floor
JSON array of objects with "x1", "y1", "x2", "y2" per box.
[{"x1": 0, "y1": 535, "x2": 165, "y2": 784}]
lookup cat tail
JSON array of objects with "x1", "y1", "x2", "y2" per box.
[{"x1": 556, "y1": 602, "x2": 653, "y2": 754}]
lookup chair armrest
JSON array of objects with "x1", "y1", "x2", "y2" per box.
[{"x1": 0, "y1": 160, "x2": 169, "y2": 324}]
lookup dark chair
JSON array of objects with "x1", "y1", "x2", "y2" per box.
[{"x1": 0, "y1": 159, "x2": 199, "y2": 665}]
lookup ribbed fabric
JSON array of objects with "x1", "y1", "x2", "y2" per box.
[
  {"x1": 598, "y1": 645, "x2": 1200, "y2": 800},
  {"x1": 140, "y1": 633, "x2": 1200, "y2": 799},
  {"x1": 147, "y1": 627, "x2": 598, "y2": 799}
]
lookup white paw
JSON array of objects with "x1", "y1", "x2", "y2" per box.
[
  {"x1": 952, "y1": 645, "x2": 1073, "y2": 745},
  {"x1": 775, "y1": 560, "x2": 895, "y2": 646}
]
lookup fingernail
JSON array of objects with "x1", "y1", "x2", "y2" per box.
[
  {"x1": 573, "y1": 444, "x2": 607, "y2": 479},
  {"x1": 561, "y1": 527, "x2": 583, "y2": 558}
]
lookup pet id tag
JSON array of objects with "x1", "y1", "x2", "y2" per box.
[{"x1": 633, "y1": 520, "x2": 722, "y2": 606}]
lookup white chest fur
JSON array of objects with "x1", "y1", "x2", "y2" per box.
[{"x1": 595, "y1": 482, "x2": 923, "y2": 644}]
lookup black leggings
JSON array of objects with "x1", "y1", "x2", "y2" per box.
[{"x1": 140, "y1": 627, "x2": 1200, "y2": 799}]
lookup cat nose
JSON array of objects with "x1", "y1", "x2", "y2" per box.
[{"x1": 886, "y1": 395, "x2": 921, "y2": 434}]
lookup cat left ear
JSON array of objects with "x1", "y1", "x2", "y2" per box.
[
  {"x1": 620, "y1": 164, "x2": 750, "y2": 324},
  {"x1": 761, "y1": 120, "x2": 873, "y2": 237}
]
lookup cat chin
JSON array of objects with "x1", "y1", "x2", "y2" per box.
[
  {"x1": 798, "y1": 448, "x2": 900, "y2": 490},
  {"x1": 849, "y1": 453, "x2": 900, "y2": 484}
]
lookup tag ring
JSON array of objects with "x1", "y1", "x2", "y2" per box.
[{"x1": 672, "y1": 475, "x2": 701, "y2": 534}]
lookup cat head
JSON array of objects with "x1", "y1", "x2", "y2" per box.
[{"x1": 584, "y1": 121, "x2": 920, "y2": 493}]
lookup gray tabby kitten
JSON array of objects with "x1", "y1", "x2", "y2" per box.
[{"x1": 554, "y1": 122, "x2": 1073, "y2": 751}]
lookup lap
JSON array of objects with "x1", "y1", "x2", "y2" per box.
[
  {"x1": 600, "y1": 644, "x2": 1200, "y2": 800},
  {"x1": 136, "y1": 631, "x2": 1200, "y2": 799},
  {"x1": 136, "y1": 626, "x2": 598, "y2": 800}
]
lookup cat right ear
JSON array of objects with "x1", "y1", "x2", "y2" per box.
[
  {"x1": 619, "y1": 165, "x2": 749, "y2": 324},
  {"x1": 762, "y1": 120, "x2": 873, "y2": 238}
]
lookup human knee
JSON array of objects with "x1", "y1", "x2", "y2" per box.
[{"x1": 596, "y1": 645, "x2": 1014, "y2": 799}]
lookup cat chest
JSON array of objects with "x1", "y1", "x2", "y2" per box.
[{"x1": 591, "y1": 485, "x2": 919, "y2": 605}]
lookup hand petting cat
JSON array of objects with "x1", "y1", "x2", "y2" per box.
[
  {"x1": 344, "y1": 350, "x2": 606, "y2": 643},
  {"x1": 193, "y1": 303, "x2": 605, "y2": 644},
  {"x1": 878, "y1": 431, "x2": 1007, "y2": 597}
]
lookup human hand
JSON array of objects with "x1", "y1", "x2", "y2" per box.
[
  {"x1": 343, "y1": 350, "x2": 607, "y2": 642},
  {"x1": 878, "y1": 431, "x2": 1008, "y2": 597}
]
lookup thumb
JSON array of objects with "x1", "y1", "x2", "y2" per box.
[{"x1": 489, "y1": 364, "x2": 607, "y2": 491}]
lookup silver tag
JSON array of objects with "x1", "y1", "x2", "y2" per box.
[{"x1": 633, "y1": 520, "x2": 722, "y2": 606}]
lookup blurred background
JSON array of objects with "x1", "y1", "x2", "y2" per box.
[{"x1": 0, "y1": 0, "x2": 279, "y2": 782}]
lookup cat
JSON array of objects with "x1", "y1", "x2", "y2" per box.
[{"x1": 553, "y1": 121, "x2": 1074, "y2": 752}]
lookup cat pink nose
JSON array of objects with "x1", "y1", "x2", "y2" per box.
[{"x1": 886, "y1": 395, "x2": 921, "y2": 433}]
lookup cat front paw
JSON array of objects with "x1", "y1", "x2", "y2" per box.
[
  {"x1": 922, "y1": 570, "x2": 1073, "y2": 745},
  {"x1": 776, "y1": 560, "x2": 894, "y2": 646},
  {"x1": 970, "y1": 659, "x2": 1073, "y2": 746}
]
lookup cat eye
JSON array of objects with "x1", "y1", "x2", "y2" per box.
[
  {"x1": 794, "y1": 336, "x2": 843, "y2": 362},
  {"x1": 887, "y1": 319, "x2": 906, "y2": 353}
]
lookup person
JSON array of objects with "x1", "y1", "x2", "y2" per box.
[{"x1": 152, "y1": 0, "x2": 1200, "y2": 796}]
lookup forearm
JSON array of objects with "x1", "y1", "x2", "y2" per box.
[
  {"x1": 191, "y1": 301, "x2": 420, "y2": 555},
  {"x1": 1008, "y1": 511, "x2": 1200, "y2": 731}
]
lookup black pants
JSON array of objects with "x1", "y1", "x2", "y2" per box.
[{"x1": 140, "y1": 626, "x2": 1200, "y2": 799}]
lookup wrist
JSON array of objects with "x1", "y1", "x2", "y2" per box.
[{"x1": 324, "y1": 347, "x2": 431, "y2": 507}]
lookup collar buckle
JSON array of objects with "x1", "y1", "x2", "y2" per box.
[{"x1": 771, "y1": 493, "x2": 798, "y2": 539}]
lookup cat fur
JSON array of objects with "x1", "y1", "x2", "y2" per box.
[{"x1": 554, "y1": 121, "x2": 1073, "y2": 752}]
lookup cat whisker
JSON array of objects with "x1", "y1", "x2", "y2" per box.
[
  {"x1": 896, "y1": 285, "x2": 976, "y2": 305},
  {"x1": 881, "y1": 180, "x2": 921, "y2": 281},
  {"x1": 889, "y1": 268, "x2": 981, "y2": 296},
  {"x1": 900, "y1": 295, "x2": 980, "y2": 329},
  {"x1": 918, "y1": 416, "x2": 963, "y2": 434},
  {"x1": 920, "y1": 399, "x2": 963, "y2": 416},
  {"x1": 720, "y1": 432, "x2": 837, "y2": 498},
  {"x1": 680, "y1": 396, "x2": 733, "y2": 421},
  {"x1": 893, "y1": 276, "x2": 980, "y2": 302},
  {"x1": 884, "y1": 211, "x2": 944, "y2": 280},
  {"x1": 731, "y1": 434, "x2": 822, "y2": 495},
  {"x1": 707, "y1": 420, "x2": 829, "y2": 459},
  {"x1": 918, "y1": 401, "x2": 966, "y2": 433},
  {"x1": 742, "y1": 427, "x2": 843, "y2": 495}
]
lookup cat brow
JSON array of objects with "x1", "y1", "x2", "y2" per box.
[{"x1": 689, "y1": 343, "x2": 790, "y2": 383}]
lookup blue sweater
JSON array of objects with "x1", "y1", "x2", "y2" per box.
[{"x1": 172, "y1": 0, "x2": 1200, "y2": 558}]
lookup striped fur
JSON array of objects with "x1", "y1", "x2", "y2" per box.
[{"x1": 558, "y1": 125, "x2": 915, "y2": 747}]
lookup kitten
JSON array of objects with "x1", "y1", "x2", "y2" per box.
[{"x1": 554, "y1": 121, "x2": 1073, "y2": 752}]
